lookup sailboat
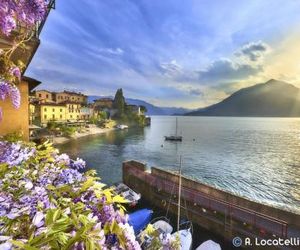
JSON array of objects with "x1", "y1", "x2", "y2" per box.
[
  {"x1": 165, "y1": 117, "x2": 182, "y2": 141},
  {"x1": 171, "y1": 156, "x2": 192, "y2": 250},
  {"x1": 140, "y1": 156, "x2": 192, "y2": 250}
]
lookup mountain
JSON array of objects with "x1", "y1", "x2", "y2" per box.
[
  {"x1": 186, "y1": 79, "x2": 300, "y2": 117},
  {"x1": 88, "y1": 96, "x2": 192, "y2": 115}
]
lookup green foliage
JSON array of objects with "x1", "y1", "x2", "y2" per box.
[
  {"x1": 60, "y1": 126, "x2": 77, "y2": 137},
  {"x1": 140, "y1": 105, "x2": 147, "y2": 113},
  {"x1": 47, "y1": 121, "x2": 59, "y2": 131},
  {"x1": 98, "y1": 111, "x2": 108, "y2": 120},
  {"x1": 2, "y1": 131, "x2": 23, "y2": 142}
]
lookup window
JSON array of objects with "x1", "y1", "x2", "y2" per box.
[
  {"x1": 70, "y1": 115, "x2": 73, "y2": 119},
  {"x1": 44, "y1": 108, "x2": 47, "y2": 112},
  {"x1": 77, "y1": 115, "x2": 79, "y2": 119},
  {"x1": 60, "y1": 115, "x2": 63, "y2": 119},
  {"x1": 52, "y1": 108, "x2": 55, "y2": 112},
  {"x1": 60, "y1": 109, "x2": 63, "y2": 112},
  {"x1": 46, "y1": 94, "x2": 49, "y2": 98},
  {"x1": 52, "y1": 114, "x2": 55, "y2": 119},
  {"x1": 44, "y1": 115, "x2": 47, "y2": 119},
  {"x1": 39, "y1": 94, "x2": 42, "y2": 97}
]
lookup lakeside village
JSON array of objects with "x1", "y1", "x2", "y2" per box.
[
  {"x1": 0, "y1": 1, "x2": 181, "y2": 249},
  {"x1": 27, "y1": 88, "x2": 150, "y2": 144}
]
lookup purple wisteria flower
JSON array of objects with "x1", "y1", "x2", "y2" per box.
[
  {"x1": 16, "y1": 0, "x2": 48, "y2": 26},
  {"x1": 0, "y1": 1, "x2": 16, "y2": 36},
  {"x1": 9, "y1": 67, "x2": 21, "y2": 79},
  {"x1": 55, "y1": 153, "x2": 70, "y2": 165},
  {"x1": 0, "y1": 82, "x2": 10, "y2": 101},
  {"x1": 0, "y1": 0, "x2": 48, "y2": 36},
  {"x1": 0, "y1": 82, "x2": 21, "y2": 109},
  {"x1": 56, "y1": 168, "x2": 83, "y2": 185},
  {"x1": 70, "y1": 158, "x2": 86, "y2": 170},
  {"x1": 9, "y1": 85, "x2": 21, "y2": 109},
  {"x1": 0, "y1": 141, "x2": 35, "y2": 166}
]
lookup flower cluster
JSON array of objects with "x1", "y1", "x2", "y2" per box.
[
  {"x1": 0, "y1": 141, "x2": 141, "y2": 249},
  {"x1": 0, "y1": 0, "x2": 48, "y2": 36},
  {"x1": 0, "y1": 82, "x2": 21, "y2": 121}
]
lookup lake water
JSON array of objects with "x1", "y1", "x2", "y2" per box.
[{"x1": 57, "y1": 116, "x2": 300, "y2": 214}]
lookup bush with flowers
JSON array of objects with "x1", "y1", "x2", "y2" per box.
[{"x1": 0, "y1": 141, "x2": 141, "y2": 249}]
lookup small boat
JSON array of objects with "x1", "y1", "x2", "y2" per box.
[
  {"x1": 113, "y1": 183, "x2": 141, "y2": 206},
  {"x1": 151, "y1": 216, "x2": 173, "y2": 234},
  {"x1": 171, "y1": 221, "x2": 192, "y2": 250},
  {"x1": 196, "y1": 240, "x2": 222, "y2": 250},
  {"x1": 165, "y1": 117, "x2": 182, "y2": 141},
  {"x1": 117, "y1": 124, "x2": 128, "y2": 129},
  {"x1": 128, "y1": 209, "x2": 153, "y2": 234}
]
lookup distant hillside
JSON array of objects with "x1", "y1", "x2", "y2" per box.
[
  {"x1": 88, "y1": 96, "x2": 192, "y2": 115},
  {"x1": 186, "y1": 79, "x2": 300, "y2": 117}
]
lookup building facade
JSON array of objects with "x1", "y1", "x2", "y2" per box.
[
  {"x1": 38, "y1": 103, "x2": 67, "y2": 124},
  {"x1": 0, "y1": 77, "x2": 41, "y2": 140},
  {"x1": 93, "y1": 98, "x2": 113, "y2": 109},
  {"x1": 35, "y1": 90, "x2": 54, "y2": 103},
  {"x1": 55, "y1": 91, "x2": 87, "y2": 104}
]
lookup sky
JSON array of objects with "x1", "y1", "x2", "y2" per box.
[{"x1": 27, "y1": 0, "x2": 300, "y2": 108}]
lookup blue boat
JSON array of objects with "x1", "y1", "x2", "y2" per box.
[{"x1": 128, "y1": 208, "x2": 153, "y2": 234}]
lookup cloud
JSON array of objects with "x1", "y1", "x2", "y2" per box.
[
  {"x1": 198, "y1": 58, "x2": 263, "y2": 83},
  {"x1": 160, "y1": 60, "x2": 183, "y2": 77},
  {"x1": 189, "y1": 88, "x2": 203, "y2": 96},
  {"x1": 236, "y1": 41, "x2": 270, "y2": 62},
  {"x1": 98, "y1": 47, "x2": 124, "y2": 56}
]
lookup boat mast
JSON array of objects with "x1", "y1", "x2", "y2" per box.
[
  {"x1": 177, "y1": 155, "x2": 182, "y2": 231},
  {"x1": 176, "y1": 117, "x2": 178, "y2": 136}
]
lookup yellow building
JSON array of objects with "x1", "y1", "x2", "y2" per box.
[
  {"x1": 65, "y1": 102, "x2": 82, "y2": 121},
  {"x1": 39, "y1": 103, "x2": 66, "y2": 125}
]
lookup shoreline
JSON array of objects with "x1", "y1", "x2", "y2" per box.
[{"x1": 52, "y1": 127, "x2": 117, "y2": 145}]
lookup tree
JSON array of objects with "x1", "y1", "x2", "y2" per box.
[
  {"x1": 140, "y1": 105, "x2": 147, "y2": 114},
  {"x1": 113, "y1": 88, "x2": 125, "y2": 118}
]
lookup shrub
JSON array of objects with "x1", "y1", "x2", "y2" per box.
[
  {"x1": 2, "y1": 131, "x2": 23, "y2": 142},
  {"x1": 0, "y1": 141, "x2": 140, "y2": 249}
]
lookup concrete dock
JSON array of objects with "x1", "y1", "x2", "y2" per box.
[{"x1": 123, "y1": 160, "x2": 300, "y2": 249}]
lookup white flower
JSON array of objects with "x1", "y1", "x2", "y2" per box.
[
  {"x1": 0, "y1": 241, "x2": 12, "y2": 250},
  {"x1": 25, "y1": 181, "x2": 33, "y2": 190},
  {"x1": 33, "y1": 212, "x2": 44, "y2": 227}
]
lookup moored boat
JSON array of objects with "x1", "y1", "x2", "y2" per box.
[
  {"x1": 196, "y1": 240, "x2": 222, "y2": 250},
  {"x1": 171, "y1": 221, "x2": 192, "y2": 250},
  {"x1": 117, "y1": 124, "x2": 129, "y2": 129},
  {"x1": 128, "y1": 209, "x2": 153, "y2": 234},
  {"x1": 112, "y1": 183, "x2": 141, "y2": 206},
  {"x1": 165, "y1": 117, "x2": 182, "y2": 141}
]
